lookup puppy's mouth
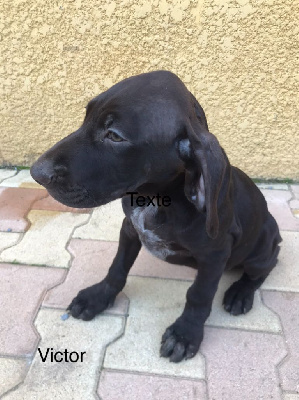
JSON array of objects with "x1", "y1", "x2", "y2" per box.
[
  {"x1": 46, "y1": 184, "x2": 98, "y2": 208},
  {"x1": 46, "y1": 184, "x2": 129, "y2": 209},
  {"x1": 38, "y1": 174, "x2": 145, "y2": 209}
]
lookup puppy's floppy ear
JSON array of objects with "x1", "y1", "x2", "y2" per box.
[
  {"x1": 189, "y1": 91, "x2": 209, "y2": 131},
  {"x1": 178, "y1": 102, "x2": 230, "y2": 239}
]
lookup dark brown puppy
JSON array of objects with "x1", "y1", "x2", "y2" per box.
[{"x1": 31, "y1": 71, "x2": 281, "y2": 363}]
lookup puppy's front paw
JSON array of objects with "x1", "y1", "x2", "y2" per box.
[
  {"x1": 160, "y1": 319, "x2": 203, "y2": 363},
  {"x1": 67, "y1": 281, "x2": 118, "y2": 321}
]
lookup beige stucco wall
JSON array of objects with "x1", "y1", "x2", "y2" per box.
[{"x1": 0, "y1": 0, "x2": 298, "y2": 179}]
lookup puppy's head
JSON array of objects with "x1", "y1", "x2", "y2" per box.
[{"x1": 31, "y1": 70, "x2": 230, "y2": 238}]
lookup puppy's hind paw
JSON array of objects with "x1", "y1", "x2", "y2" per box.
[{"x1": 223, "y1": 281, "x2": 255, "y2": 316}]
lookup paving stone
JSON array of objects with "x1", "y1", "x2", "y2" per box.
[
  {"x1": 43, "y1": 239, "x2": 128, "y2": 314},
  {"x1": 131, "y1": 247, "x2": 196, "y2": 281},
  {"x1": 0, "y1": 232, "x2": 20, "y2": 253},
  {"x1": 262, "y1": 231, "x2": 299, "y2": 292},
  {"x1": 290, "y1": 184, "x2": 299, "y2": 196},
  {"x1": 261, "y1": 189, "x2": 299, "y2": 231},
  {"x1": 5, "y1": 308, "x2": 123, "y2": 400},
  {"x1": 44, "y1": 239, "x2": 196, "y2": 312},
  {"x1": 0, "y1": 358, "x2": 28, "y2": 397},
  {"x1": 0, "y1": 210, "x2": 89, "y2": 268},
  {"x1": 257, "y1": 182, "x2": 289, "y2": 190},
  {"x1": 104, "y1": 275, "x2": 280, "y2": 375},
  {"x1": 290, "y1": 186, "x2": 299, "y2": 218},
  {"x1": 0, "y1": 264, "x2": 64, "y2": 356},
  {"x1": 0, "y1": 187, "x2": 47, "y2": 232},
  {"x1": 0, "y1": 169, "x2": 43, "y2": 189},
  {"x1": 289, "y1": 199, "x2": 299, "y2": 209},
  {"x1": 43, "y1": 238, "x2": 196, "y2": 310},
  {"x1": 0, "y1": 169, "x2": 17, "y2": 184},
  {"x1": 104, "y1": 276, "x2": 206, "y2": 379},
  {"x1": 32, "y1": 194, "x2": 92, "y2": 214},
  {"x1": 98, "y1": 371, "x2": 207, "y2": 400},
  {"x1": 104, "y1": 274, "x2": 279, "y2": 378},
  {"x1": 45, "y1": 240, "x2": 280, "y2": 332},
  {"x1": 263, "y1": 291, "x2": 299, "y2": 393},
  {"x1": 201, "y1": 327, "x2": 287, "y2": 400},
  {"x1": 284, "y1": 395, "x2": 299, "y2": 400},
  {"x1": 73, "y1": 199, "x2": 124, "y2": 241},
  {"x1": 45, "y1": 229, "x2": 298, "y2": 302},
  {"x1": 207, "y1": 270, "x2": 281, "y2": 333}
]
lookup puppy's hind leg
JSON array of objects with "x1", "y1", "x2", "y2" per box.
[
  {"x1": 68, "y1": 217, "x2": 141, "y2": 321},
  {"x1": 223, "y1": 216, "x2": 282, "y2": 316}
]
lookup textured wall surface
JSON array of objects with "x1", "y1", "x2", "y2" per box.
[{"x1": 0, "y1": 0, "x2": 298, "y2": 179}]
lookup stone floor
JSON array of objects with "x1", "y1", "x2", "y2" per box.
[{"x1": 0, "y1": 168, "x2": 298, "y2": 400}]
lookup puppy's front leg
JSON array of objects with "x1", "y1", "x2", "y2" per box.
[
  {"x1": 68, "y1": 217, "x2": 141, "y2": 321},
  {"x1": 160, "y1": 251, "x2": 229, "y2": 363}
]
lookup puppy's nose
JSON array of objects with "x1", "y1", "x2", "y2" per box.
[
  {"x1": 30, "y1": 159, "x2": 53, "y2": 186},
  {"x1": 30, "y1": 159, "x2": 67, "y2": 187}
]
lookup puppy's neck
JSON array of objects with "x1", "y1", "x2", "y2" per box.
[{"x1": 135, "y1": 173, "x2": 186, "y2": 200}]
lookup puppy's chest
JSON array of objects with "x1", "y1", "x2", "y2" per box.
[{"x1": 129, "y1": 205, "x2": 187, "y2": 261}]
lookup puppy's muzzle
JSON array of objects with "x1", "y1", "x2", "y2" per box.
[{"x1": 31, "y1": 158, "x2": 67, "y2": 187}]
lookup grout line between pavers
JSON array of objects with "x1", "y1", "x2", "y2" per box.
[
  {"x1": 97, "y1": 392, "x2": 104, "y2": 400},
  {"x1": 97, "y1": 368, "x2": 209, "y2": 398},
  {"x1": 0, "y1": 188, "x2": 48, "y2": 258},
  {"x1": 41, "y1": 303, "x2": 129, "y2": 318},
  {"x1": 202, "y1": 351, "x2": 210, "y2": 400},
  {"x1": 93, "y1": 312, "x2": 128, "y2": 400},
  {"x1": 100, "y1": 367, "x2": 209, "y2": 383},
  {"x1": 22, "y1": 188, "x2": 49, "y2": 232},
  {"x1": 4, "y1": 304, "x2": 130, "y2": 398},
  {"x1": 127, "y1": 273, "x2": 195, "y2": 283},
  {"x1": 0, "y1": 261, "x2": 64, "y2": 398},
  {"x1": 260, "y1": 289, "x2": 291, "y2": 395},
  {"x1": 64, "y1": 208, "x2": 94, "y2": 269},
  {"x1": 0, "y1": 261, "x2": 69, "y2": 269},
  {"x1": 283, "y1": 390, "x2": 299, "y2": 397},
  {"x1": 0, "y1": 354, "x2": 32, "y2": 399},
  {"x1": 0, "y1": 354, "x2": 31, "y2": 362},
  {"x1": 39, "y1": 268, "x2": 69, "y2": 307},
  {"x1": 94, "y1": 296, "x2": 131, "y2": 399},
  {"x1": 1, "y1": 205, "x2": 92, "y2": 269},
  {"x1": 30, "y1": 192, "x2": 50, "y2": 210},
  {"x1": 0, "y1": 232, "x2": 25, "y2": 259},
  {"x1": 257, "y1": 183, "x2": 290, "y2": 191},
  {"x1": 288, "y1": 184, "x2": 299, "y2": 219},
  {"x1": 204, "y1": 321, "x2": 283, "y2": 337},
  {"x1": 261, "y1": 288, "x2": 299, "y2": 294},
  {"x1": 4, "y1": 273, "x2": 74, "y2": 391},
  {"x1": 27, "y1": 209, "x2": 97, "y2": 313},
  {"x1": 288, "y1": 184, "x2": 295, "y2": 205},
  {"x1": 1, "y1": 305, "x2": 124, "y2": 398},
  {"x1": 2, "y1": 377, "x2": 28, "y2": 399},
  {"x1": 200, "y1": 348, "x2": 208, "y2": 399},
  {"x1": 128, "y1": 272, "x2": 194, "y2": 282},
  {"x1": 0, "y1": 168, "x2": 17, "y2": 185}
]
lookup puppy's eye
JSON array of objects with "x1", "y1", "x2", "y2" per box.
[{"x1": 106, "y1": 130, "x2": 124, "y2": 142}]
